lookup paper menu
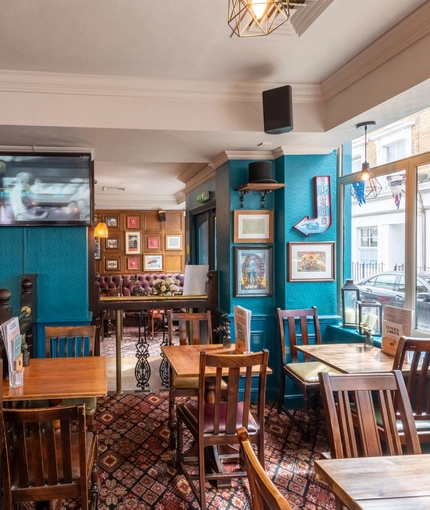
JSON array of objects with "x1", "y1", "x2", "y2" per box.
[
  {"x1": 234, "y1": 305, "x2": 251, "y2": 354},
  {"x1": 1, "y1": 316, "x2": 23, "y2": 371},
  {"x1": 381, "y1": 305, "x2": 413, "y2": 356}
]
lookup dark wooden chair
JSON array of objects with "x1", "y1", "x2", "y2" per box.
[
  {"x1": 237, "y1": 426, "x2": 291, "y2": 510},
  {"x1": 318, "y1": 370, "x2": 421, "y2": 510},
  {"x1": 45, "y1": 326, "x2": 97, "y2": 431},
  {"x1": 392, "y1": 335, "x2": 430, "y2": 443},
  {"x1": 276, "y1": 307, "x2": 340, "y2": 438},
  {"x1": 176, "y1": 349, "x2": 269, "y2": 510},
  {"x1": 1, "y1": 404, "x2": 99, "y2": 510},
  {"x1": 166, "y1": 310, "x2": 215, "y2": 449}
]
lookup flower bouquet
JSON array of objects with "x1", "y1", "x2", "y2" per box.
[{"x1": 152, "y1": 277, "x2": 180, "y2": 296}]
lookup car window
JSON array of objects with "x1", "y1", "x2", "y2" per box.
[
  {"x1": 417, "y1": 278, "x2": 428, "y2": 293},
  {"x1": 362, "y1": 276, "x2": 377, "y2": 287},
  {"x1": 397, "y1": 275, "x2": 405, "y2": 293},
  {"x1": 374, "y1": 274, "x2": 397, "y2": 290}
]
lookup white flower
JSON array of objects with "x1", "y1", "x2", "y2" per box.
[{"x1": 152, "y1": 277, "x2": 180, "y2": 295}]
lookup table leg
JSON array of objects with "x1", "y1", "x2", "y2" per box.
[
  {"x1": 135, "y1": 311, "x2": 151, "y2": 391},
  {"x1": 115, "y1": 309, "x2": 122, "y2": 394}
]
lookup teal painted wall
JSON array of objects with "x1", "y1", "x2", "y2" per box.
[{"x1": 0, "y1": 227, "x2": 91, "y2": 357}]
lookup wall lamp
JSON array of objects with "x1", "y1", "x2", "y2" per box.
[{"x1": 158, "y1": 210, "x2": 166, "y2": 222}]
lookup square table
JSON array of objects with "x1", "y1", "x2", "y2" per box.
[
  {"x1": 3, "y1": 356, "x2": 107, "y2": 402},
  {"x1": 315, "y1": 454, "x2": 430, "y2": 510}
]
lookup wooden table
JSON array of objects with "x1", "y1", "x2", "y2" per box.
[
  {"x1": 315, "y1": 454, "x2": 430, "y2": 509},
  {"x1": 295, "y1": 343, "x2": 401, "y2": 373},
  {"x1": 3, "y1": 357, "x2": 107, "y2": 401}
]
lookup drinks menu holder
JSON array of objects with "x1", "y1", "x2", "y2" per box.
[
  {"x1": 0, "y1": 316, "x2": 24, "y2": 387},
  {"x1": 381, "y1": 305, "x2": 414, "y2": 357},
  {"x1": 234, "y1": 305, "x2": 251, "y2": 354}
]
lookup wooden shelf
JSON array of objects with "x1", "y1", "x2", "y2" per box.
[{"x1": 235, "y1": 183, "x2": 285, "y2": 208}]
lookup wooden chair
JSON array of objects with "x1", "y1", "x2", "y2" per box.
[
  {"x1": 276, "y1": 307, "x2": 340, "y2": 439},
  {"x1": 166, "y1": 310, "x2": 214, "y2": 449},
  {"x1": 392, "y1": 336, "x2": 430, "y2": 443},
  {"x1": 176, "y1": 349, "x2": 269, "y2": 510},
  {"x1": 45, "y1": 326, "x2": 97, "y2": 431},
  {"x1": 1, "y1": 404, "x2": 99, "y2": 510},
  {"x1": 237, "y1": 426, "x2": 291, "y2": 510},
  {"x1": 318, "y1": 370, "x2": 421, "y2": 510}
]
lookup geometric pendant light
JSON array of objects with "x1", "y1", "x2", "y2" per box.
[{"x1": 228, "y1": 0, "x2": 291, "y2": 38}]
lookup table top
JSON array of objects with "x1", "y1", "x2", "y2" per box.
[
  {"x1": 161, "y1": 344, "x2": 272, "y2": 378},
  {"x1": 295, "y1": 343, "x2": 399, "y2": 373},
  {"x1": 315, "y1": 454, "x2": 430, "y2": 510},
  {"x1": 3, "y1": 356, "x2": 107, "y2": 401}
]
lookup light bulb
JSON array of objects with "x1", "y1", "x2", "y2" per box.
[{"x1": 250, "y1": 0, "x2": 269, "y2": 20}]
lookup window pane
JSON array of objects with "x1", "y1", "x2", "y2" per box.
[{"x1": 417, "y1": 164, "x2": 430, "y2": 331}]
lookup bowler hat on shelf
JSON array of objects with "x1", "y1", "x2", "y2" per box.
[{"x1": 248, "y1": 161, "x2": 277, "y2": 184}]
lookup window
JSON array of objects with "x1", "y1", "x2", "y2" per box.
[{"x1": 385, "y1": 140, "x2": 406, "y2": 163}]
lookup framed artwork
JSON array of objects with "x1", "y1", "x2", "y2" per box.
[
  {"x1": 288, "y1": 242, "x2": 335, "y2": 282},
  {"x1": 105, "y1": 237, "x2": 119, "y2": 250},
  {"x1": 125, "y1": 232, "x2": 141, "y2": 254},
  {"x1": 144, "y1": 254, "x2": 163, "y2": 271},
  {"x1": 127, "y1": 257, "x2": 140, "y2": 271},
  {"x1": 94, "y1": 238, "x2": 100, "y2": 260},
  {"x1": 147, "y1": 236, "x2": 160, "y2": 250},
  {"x1": 166, "y1": 235, "x2": 182, "y2": 250},
  {"x1": 127, "y1": 215, "x2": 139, "y2": 229},
  {"x1": 233, "y1": 246, "x2": 273, "y2": 297},
  {"x1": 105, "y1": 258, "x2": 120, "y2": 271},
  {"x1": 234, "y1": 210, "x2": 274, "y2": 243},
  {"x1": 106, "y1": 216, "x2": 119, "y2": 228}
]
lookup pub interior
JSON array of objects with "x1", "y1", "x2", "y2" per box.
[{"x1": 1, "y1": 1, "x2": 430, "y2": 509}]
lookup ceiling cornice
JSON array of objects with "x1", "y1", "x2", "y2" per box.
[{"x1": 322, "y1": 1, "x2": 430, "y2": 101}]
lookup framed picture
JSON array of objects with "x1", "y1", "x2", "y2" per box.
[
  {"x1": 106, "y1": 216, "x2": 119, "y2": 228},
  {"x1": 105, "y1": 258, "x2": 120, "y2": 271},
  {"x1": 234, "y1": 246, "x2": 273, "y2": 297},
  {"x1": 94, "y1": 238, "x2": 101, "y2": 260},
  {"x1": 144, "y1": 254, "x2": 163, "y2": 271},
  {"x1": 234, "y1": 210, "x2": 274, "y2": 243},
  {"x1": 125, "y1": 232, "x2": 141, "y2": 254},
  {"x1": 105, "y1": 237, "x2": 119, "y2": 250},
  {"x1": 166, "y1": 235, "x2": 182, "y2": 250},
  {"x1": 288, "y1": 242, "x2": 335, "y2": 282},
  {"x1": 147, "y1": 236, "x2": 160, "y2": 250},
  {"x1": 127, "y1": 215, "x2": 139, "y2": 229},
  {"x1": 127, "y1": 257, "x2": 140, "y2": 271}
]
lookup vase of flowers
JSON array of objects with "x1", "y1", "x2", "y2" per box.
[
  {"x1": 214, "y1": 313, "x2": 231, "y2": 348},
  {"x1": 152, "y1": 277, "x2": 180, "y2": 296}
]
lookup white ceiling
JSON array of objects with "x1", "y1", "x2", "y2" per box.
[{"x1": 0, "y1": 0, "x2": 429, "y2": 209}]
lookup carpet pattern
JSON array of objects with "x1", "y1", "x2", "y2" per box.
[{"x1": 21, "y1": 393, "x2": 335, "y2": 509}]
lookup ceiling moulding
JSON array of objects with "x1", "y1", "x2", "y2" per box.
[
  {"x1": 182, "y1": 166, "x2": 217, "y2": 196},
  {"x1": 321, "y1": 1, "x2": 430, "y2": 102},
  {"x1": 177, "y1": 163, "x2": 210, "y2": 184},
  {"x1": 0, "y1": 70, "x2": 322, "y2": 104},
  {"x1": 175, "y1": 189, "x2": 185, "y2": 204}
]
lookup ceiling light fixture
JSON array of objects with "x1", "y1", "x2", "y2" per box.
[
  {"x1": 228, "y1": 0, "x2": 290, "y2": 38},
  {"x1": 94, "y1": 215, "x2": 109, "y2": 238},
  {"x1": 350, "y1": 121, "x2": 382, "y2": 205}
]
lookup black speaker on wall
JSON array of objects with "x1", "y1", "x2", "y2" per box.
[{"x1": 262, "y1": 84, "x2": 293, "y2": 134}]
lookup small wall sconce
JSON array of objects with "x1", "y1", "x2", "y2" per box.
[
  {"x1": 158, "y1": 210, "x2": 166, "y2": 222},
  {"x1": 94, "y1": 215, "x2": 108, "y2": 238}
]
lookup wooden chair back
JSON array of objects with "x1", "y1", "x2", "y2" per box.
[
  {"x1": 393, "y1": 336, "x2": 430, "y2": 440},
  {"x1": 1, "y1": 404, "x2": 98, "y2": 510},
  {"x1": 318, "y1": 370, "x2": 421, "y2": 459},
  {"x1": 277, "y1": 307, "x2": 321, "y2": 363},
  {"x1": 45, "y1": 326, "x2": 96, "y2": 358},
  {"x1": 237, "y1": 426, "x2": 291, "y2": 510},
  {"x1": 167, "y1": 310, "x2": 212, "y2": 346}
]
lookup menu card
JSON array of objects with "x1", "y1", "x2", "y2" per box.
[
  {"x1": 381, "y1": 305, "x2": 413, "y2": 356},
  {"x1": 1, "y1": 316, "x2": 23, "y2": 373},
  {"x1": 234, "y1": 305, "x2": 251, "y2": 354}
]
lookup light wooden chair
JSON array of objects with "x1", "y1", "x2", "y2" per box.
[
  {"x1": 176, "y1": 349, "x2": 269, "y2": 510},
  {"x1": 392, "y1": 336, "x2": 430, "y2": 443},
  {"x1": 166, "y1": 310, "x2": 214, "y2": 449},
  {"x1": 1, "y1": 404, "x2": 99, "y2": 510},
  {"x1": 318, "y1": 370, "x2": 421, "y2": 510},
  {"x1": 237, "y1": 426, "x2": 291, "y2": 510},
  {"x1": 276, "y1": 307, "x2": 340, "y2": 439},
  {"x1": 45, "y1": 326, "x2": 97, "y2": 430}
]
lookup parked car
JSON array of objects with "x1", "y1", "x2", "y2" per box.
[{"x1": 355, "y1": 271, "x2": 430, "y2": 330}]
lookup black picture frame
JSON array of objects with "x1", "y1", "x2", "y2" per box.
[{"x1": 234, "y1": 246, "x2": 273, "y2": 297}]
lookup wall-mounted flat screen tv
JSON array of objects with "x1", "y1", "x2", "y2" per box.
[{"x1": 0, "y1": 151, "x2": 93, "y2": 226}]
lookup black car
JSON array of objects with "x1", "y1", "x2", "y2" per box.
[{"x1": 355, "y1": 271, "x2": 430, "y2": 330}]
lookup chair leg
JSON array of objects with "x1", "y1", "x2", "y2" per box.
[
  {"x1": 87, "y1": 414, "x2": 94, "y2": 432},
  {"x1": 277, "y1": 374, "x2": 286, "y2": 414},
  {"x1": 168, "y1": 387, "x2": 176, "y2": 450},
  {"x1": 90, "y1": 463, "x2": 100, "y2": 510},
  {"x1": 198, "y1": 440, "x2": 207, "y2": 510}
]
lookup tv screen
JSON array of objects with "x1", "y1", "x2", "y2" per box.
[{"x1": 0, "y1": 152, "x2": 93, "y2": 226}]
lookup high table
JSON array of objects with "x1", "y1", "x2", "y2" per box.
[
  {"x1": 3, "y1": 357, "x2": 107, "y2": 402},
  {"x1": 315, "y1": 454, "x2": 430, "y2": 509},
  {"x1": 295, "y1": 343, "x2": 401, "y2": 373}
]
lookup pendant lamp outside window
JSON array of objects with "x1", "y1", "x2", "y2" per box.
[{"x1": 350, "y1": 121, "x2": 382, "y2": 206}]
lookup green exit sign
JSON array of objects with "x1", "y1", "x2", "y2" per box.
[{"x1": 197, "y1": 191, "x2": 210, "y2": 203}]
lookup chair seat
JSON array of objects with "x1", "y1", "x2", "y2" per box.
[
  {"x1": 285, "y1": 361, "x2": 341, "y2": 383},
  {"x1": 171, "y1": 372, "x2": 228, "y2": 390},
  {"x1": 63, "y1": 397, "x2": 98, "y2": 415},
  {"x1": 179, "y1": 401, "x2": 258, "y2": 434}
]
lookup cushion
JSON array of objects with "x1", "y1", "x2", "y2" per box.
[
  {"x1": 171, "y1": 372, "x2": 227, "y2": 390},
  {"x1": 286, "y1": 361, "x2": 341, "y2": 383}
]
